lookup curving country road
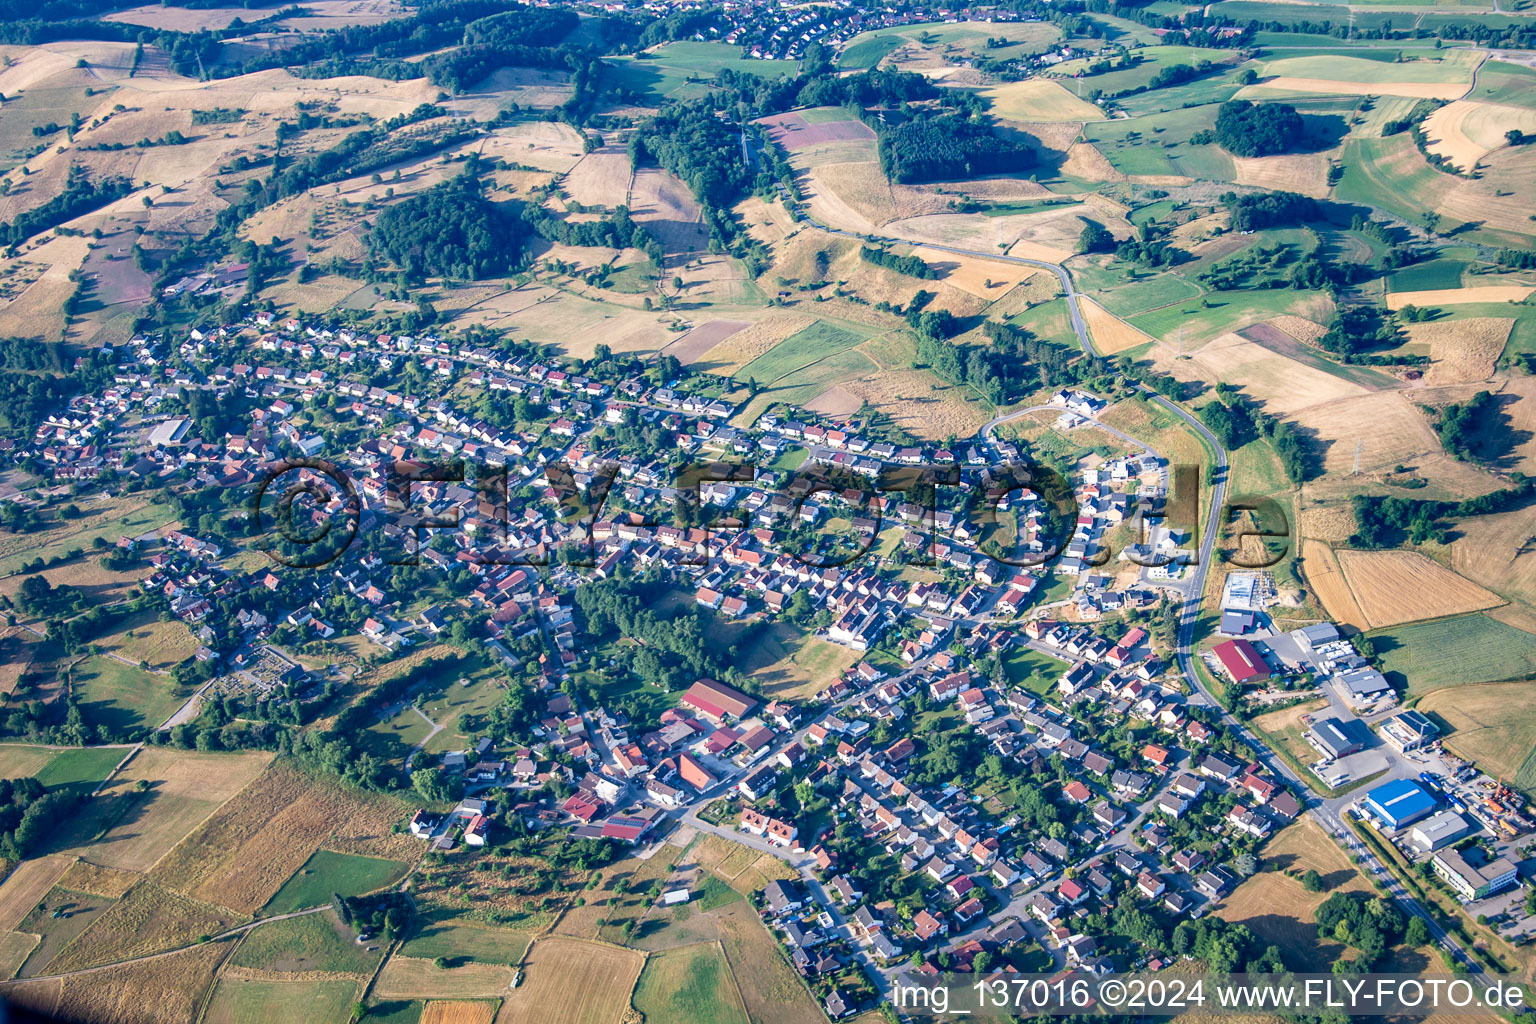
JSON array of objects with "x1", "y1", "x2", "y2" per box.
[{"x1": 799, "y1": 207, "x2": 1480, "y2": 971}]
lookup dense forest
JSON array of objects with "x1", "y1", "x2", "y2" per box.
[
  {"x1": 1434, "y1": 389, "x2": 1500, "y2": 461},
  {"x1": 369, "y1": 169, "x2": 527, "y2": 282},
  {"x1": 1211, "y1": 100, "x2": 1306, "y2": 157},
  {"x1": 1221, "y1": 190, "x2": 1320, "y2": 232},
  {"x1": 876, "y1": 113, "x2": 1034, "y2": 184}
]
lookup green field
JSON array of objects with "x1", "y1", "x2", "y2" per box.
[
  {"x1": 1007, "y1": 298, "x2": 1075, "y2": 349},
  {"x1": 261, "y1": 850, "x2": 410, "y2": 916},
  {"x1": 1335, "y1": 135, "x2": 1455, "y2": 230},
  {"x1": 1378, "y1": 613, "x2": 1536, "y2": 697},
  {"x1": 1206, "y1": 2, "x2": 1406, "y2": 30},
  {"x1": 361, "y1": 1001, "x2": 422, "y2": 1024},
  {"x1": 1085, "y1": 273, "x2": 1204, "y2": 317},
  {"x1": 203, "y1": 977, "x2": 360, "y2": 1024},
  {"x1": 1003, "y1": 647, "x2": 1070, "y2": 697},
  {"x1": 631, "y1": 942, "x2": 749, "y2": 1024},
  {"x1": 735, "y1": 320, "x2": 874, "y2": 385},
  {"x1": 0, "y1": 500, "x2": 176, "y2": 575},
  {"x1": 608, "y1": 42, "x2": 797, "y2": 102},
  {"x1": 33, "y1": 746, "x2": 128, "y2": 798},
  {"x1": 1128, "y1": 287, "x2": 1331, "y2": 346},
  {"x1": 1467, "y1": 60, "x2": 1536, "y2": 108},
  {"x1": 838, "y1": 20, "x2": 1060, "y2": 70},
  {"x1": 1084, "y1": 103, "x2": 1236, "y2": 179},
  {"x1": 1054, "y1": 46, "x2": 1241, "y2": 97},
  {"x1": 231, "y1": 909, "x2": 384, "y2": 975},
  {"x1": 1257, "y1": 53, "x2": 1473, "y2": 85},
  {"x1": 72, "y1": 656, "x2": 184, "y2": 737},
  {"x1": 1389, "y1": 260, "x2": 1468, "y2": 292},
  {"x1": 400, "y1": 915, "x2": 531, "y2": 965}
]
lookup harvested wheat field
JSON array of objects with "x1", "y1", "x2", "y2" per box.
[
  {"x1": 1300, "y1": 541, "x2": 1366, "y2": 630},
  {"x1": 0, "y1": 857, "x2": 71, "y2": 932},
  {"x1": 804, "y1": 386, "x2": 863, "y2": 417},
  {"x1": 57, "y1": 860, "x2": 140, "y2": 900},
  {"x1": 1298, "y1": 504, "x2": 1355, "y2": 543},
  {"x1": 1155, "y1": 332, "x2": 1367, "y2": 416},
  {"x1": 661, "y1": 320, "x2": 750, "y2": 364},
  {"x1": 1081, "y1": 297, "x2": 1153, "y2": 355},
  {"x1": 373, "y1": 956, "x2": 517, "y2": 1000},
  {"x1": 1404, "y1": 317, "x2": 1512, "y2": 385},
  {"x1": 839, "y1": 370, "x2": 991, "y2": 440},
  {"x1": 1450, "y1": 506, "x2": 1536, "y2": 607},
  {"x1": 149, "y1": 761, "x2": 415, "y2": 914},
  {"x1": 1267, "y1": 315, "x2": 1327, "y2": 346},
  {"x1": 982, "y1": 79, "x2": 1104, "y2": 121},
  {"x1": 629, "y1": 167, "x2": 707, "y2": 254},
  {"x1": 56, "y1": 748, "x2": 273, "y2": 873},
  {"x1": 1246, "y1": 77, "x2": 1468, "y2": 100},
  {"x1": 1423, "y1": 100, "x2": 1536, "y2": 172},
  {"x1": 1215, "y1": 817, "x2": 1372, "y2": 972},
  {"x1": 1335, "y1": 549, "x2": 1503, "y2": 629},
  {"x1": 804, "y1": 161, "x2": 950, "y2": 229},
  {"x1": 497, "y1": 937, "x2": 642, "y2": 1024},
  {"x1": 693, "y1": 314, "x2": 816, "y2": 375},
  {"x1": 883, "y1": 207, "x2": 1085, "y2": 263},
  {"x1": 562, "y1": 148, "x2": 631, "y2": 209},
  {"x1": 1496, "y1": 374, "x2": 1536, "y2": 473},
  {"x1": 1292, "y1": 391, "x2": 1441, "y2": 480},
  {"x1": 1387, "y1": 286, "x2": 1535, "y2": 309},
  {"x1": 45, "y1": 937, "x2": 227, "y2": 1024},
  {"x1": 1231, "y1": 152, "x2": 1332, "y2": 198},
  {"x1": 910, "y1": 247, "x2": 1038, "y2": 299},
  {"x1": 423, "y1": 1000, "x2": 498, "y2": 1024}
]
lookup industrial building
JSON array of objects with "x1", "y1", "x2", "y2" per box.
[
  {"x1": 1307, "y1": 717, "x2": 1372, "y2": 760},
  {"x1": 1362, "y1": 779, "x2": 1437, "y2": 830},
  {"x1": 1432, "y1": 847, "x2": 1519, "y2": 902},
  {"x1": 1408, "y1": 810, "x2": 1472, "y2": 853}
]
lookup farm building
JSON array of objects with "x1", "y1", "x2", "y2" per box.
[
  {"x1": 1362, "y1": 779, "x2": 1437, "y2": 830},
  {"x1": 1212, "y1": 639, "x2": 1270, "y2": 685}
]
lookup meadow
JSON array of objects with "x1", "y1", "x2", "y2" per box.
[
  {"x1": 260, "y1": 849, "x2": 409, "y2": 915},
  {"x1": 1373, "y1": 613, "x2": 1536, "y2": 697},
  {"x1": 400, "y1": 913, "x2": 530, "y2": 965},
  {"x1": 203, "y1": 976, "x2": 360, "y2": 1024},
  {"x1": 632, "y1": 942, "x2": 749, "y2": 1024},
  {"x1": 71, "y1": 656, "x2": 185, "y2": 737},
  {"x1": 230, "y1": 908, "x2": 384, "y2": 975},
  {"x1": 734, "y1": 320, "x2": 875, "y2": 385},
  {"x1": 607, "y1": 42, "x2": 797, "y2": 103}
]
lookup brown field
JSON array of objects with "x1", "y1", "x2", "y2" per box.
[
  {"x1": 562, "y1": 148, "x2": 631, "y2": 209},
  {"x1": 0, "y1": 977, "x2": 60, "y2": 1019},
  {"x1": 1247, "y1": 77, "x2": 1467, "y2": 100},
  {"x1": 423, "y1": 1000, "x2": 498, "y2": 1024},
  {"x1": 661, "y1": 320, "x2": 750, "y2": 363},
  {"x1": 1497, "y1": 374, "x2": 1536, "y2": 473},
  {"x1": 1423, "y1": 100, "x2": 1536, "y2": 172},
  {"x1": 0, "y1": 929, "x2": 39, "y2": 980},
  {"x1": 1449, "y1": 507, "x2": 1536, "y2": 611},
  {"x1": 1291, "y1": 391, "x2": 1448, "y2": 484},
  {"x1": 882, "y1": 206, "x2": 1089, "y2": 264},
  {"x1": 737, "y1": 195, "x2": 800, "y2": 247},
  {"x1": 1299, "y1": 541, "x2": 1366, "y2": 630},
  {"x1": 46, "y1": 880, "x2": 241, "y2": 972},
  {"x1": 910, "y1": 247, "x2": 1039, "y2": 299},
  {"x1": 981, "y1": 78, "x2": 1104, "y2": 121},
  {"x1": 374, "y1": 955, "x2": 518, "y2": 1000},
  {"x1": 57, "y1": 861, "x2": 141, "y2": 900},
  {"x1": 802, "y1": 161, "x2": 950, "y2": 232},
  {"x1": 1154, "y1": 332, "x2": 1367, "y2": 416},
  {"x1": 0, "y1": 857, "x2": 72, "y2": 932},
  {"x1": 758, "y1": 111, "x2": 876, "y2": 151},
  {"x1": 629, "y1": 167, "x2": 707, "y2": 254},
  {"x1": 692, "y1": 314, "x2": 817, "y2": 375},
  {"x1": 1335, "y1": 548, "x2": 1504, "y2": 628},
  {"x1": 0, "y1": 744, "x2": 63, "y2": 780},
  {"x1": 1418, "y1": 681, "x2": 1536, "y2": 780},
  {"x1": 54, "y1": 748, "x2": 274, "y2": 873},
  {"x1": 803, "y1": 385, "x2": 862, "y2": 417},
  {"x1": 1215, "y1": 817, "x2": 1372, "y2": 972},
  {"x1": 1401, "y1": 317, "x2": 1512, "y2": 385},
  {"x1": 1231, "y1": 152, "x2": 1332, "y2": 198},
  {"x1": 1266, "y1": 314, "x2": 1327, "y2": 345},
  {"x1": 496, "y1": 937, "x2": 640, "y2": 1024},
  {"x1": 1436, "y1": 141, "x2": 1536, "y2": 243},
  {"x1": 1387, "y1": 286, "x2": 1534, "y2": 308},
  {"x1": 95, "y1": 612, "x2": 199, "y2": 672},
  {"x1": 836, "y1": 368, "x2": 991, "y2": 440},
  {"x1": 1081, "y1": 296, "x2": 1153, "y2": 355},
  {"x1": 1298, "y1": 504, "x2": 1355, "y2": 543},
  {"x1": 713, "y1": 901, "x2": 824, "y2": 1024},
  {"x1": 47, "y1": 937, "x2": 228, "y2": 1024},
  {"x1": 149, "y1": 761, "x2": 416, "y2": 914}
]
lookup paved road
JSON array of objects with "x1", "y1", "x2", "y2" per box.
[{"x1": 799, "y1": 208, "x2": 1483, "y2": 972}]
